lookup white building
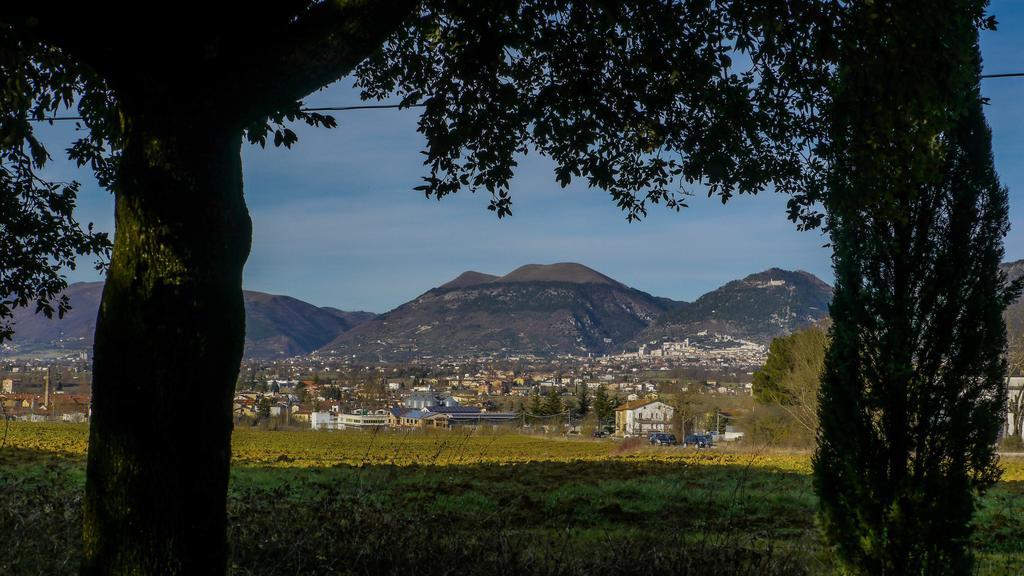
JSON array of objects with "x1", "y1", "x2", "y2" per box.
[
  {"x1": 402, "y1": 391, "x2": 459, "y2": 409},
  {"x1": 614, "y1": 399, "x2": 674, "y2": 437},
  {"x1": 310, "y1": 411, "x2": 335, "y2": 430},
  {"x1": 336, "y1": 410, "x2": 389, "y2": 429},
  {"x1": 1006, "y1": 377, "x2": 1024, "y2": 439},
  {"x1": 310, "y1": 410, "x2": 390, "y2": 430}
]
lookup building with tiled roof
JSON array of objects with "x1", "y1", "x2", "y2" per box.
[{"x1": 614, "y1": 399, "x2": 674, "y2": 437}]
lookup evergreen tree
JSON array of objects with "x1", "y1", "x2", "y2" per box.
[
  {"x1": 527, "y1": 392, "x2": 543, "y2": 416},
  {"x1": 593, "y1": 385, "x2": 614, "y2": 424},
  {"x1": 294, "y1": 381, "x2": 310, "y2": 405},
  {"x1": 575, "y1": 384, "x2": 591, "y2": 418},
  {"x1": 814, "y1": 3, "x2": 1020, "y2": 573},
  {"x1": 542, "y1": 388, "x2": 564, "y2": 416},
  {"x1": 256, "y1": 396, "x2": 271, "y2": 420},
  {"x1": 752, "y1": 324, "x2": 828, "y2": 434}
]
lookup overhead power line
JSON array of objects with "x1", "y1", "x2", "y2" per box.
[
  {"x1": 302, "y1": 103, "x2": 426, "y2": 112},
  {"x1": 24, "y1": 74, "x2": 1024, "y2": 123},
  {"x1": 30, "y1": 102, "x2": 425, "y2": 122}
]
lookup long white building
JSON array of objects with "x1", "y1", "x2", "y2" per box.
[{"x1": 311, "y1": 409, "x2": 389, "y2": 430}]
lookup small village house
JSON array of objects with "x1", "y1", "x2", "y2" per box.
[{"x1": 614, "y1": 399, "x2": 674, "y2": 437}]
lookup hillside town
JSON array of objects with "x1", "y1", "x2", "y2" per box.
[
  {"x1": 0, "y1": 348, "x2": 753, "y2": 435},
  {"x1": 229, "y1": 360, "x2": 750, "y2": 439},
  {"x1": 4, "y1": 352, "x2": 1022, "y2": 444}
]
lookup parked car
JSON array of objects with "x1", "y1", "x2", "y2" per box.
[
  {"x1": 592, "y1": 430, "x2": 609, "y2": 438},
  {"x1": 648, "y1": 433, "x2": 677, "y2": 446},
  {"x1": 682, "y1": 434, "x2": 714, "y2": 448}
]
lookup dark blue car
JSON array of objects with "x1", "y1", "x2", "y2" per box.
[
  {"x1": 683, "y1": 434, "x2": 713, "y2": 448},
  {"x1": 648, "y1": 433, "x2": 677, "y2": 445}
]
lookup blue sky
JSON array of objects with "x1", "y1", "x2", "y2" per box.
[{"x1": 42, "y1": 3, "x2": 1024, "y2": 313}]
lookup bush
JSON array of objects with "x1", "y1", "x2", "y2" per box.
[{"x1": 614, "y1": 437, "x2": 645, "y2": 454}]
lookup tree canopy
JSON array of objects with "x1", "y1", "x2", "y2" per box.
[
  {"x1": 1, "y1": 1, "x2": 842, "y2": 339},
  {"x1": 0, "y1": 26, "x2": 110, "y2": 341},
  {"x1": 356, "y1": 0, "x2": 835, "y2": 221},
  {"x1": 752, "y1": 322, "x2": 827, "y2": 433}
]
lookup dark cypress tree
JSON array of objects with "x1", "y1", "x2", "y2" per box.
[
  {"x1": 814, "y1": 2, "x2": 1021, "y2": 573},
  {"x1": 527, "y1": 392, "x2": 543, "y2": 417},
  {"x1": 542, "y1": 388, "x2": 564, "y2": 416},
  {"x1": 593, "y1": 385, "x2": 612, "y2": 425},
  {"x1": 575, "y1": 383, "x2": 591, "y2": 418}
]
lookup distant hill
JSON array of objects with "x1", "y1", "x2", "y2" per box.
[
  {"x1": 1004, "y1": 259, "x2": 1024, "y2": 285},
  {"x1": 6, "y1": 282, "x2": 374, "y2": 358},
  {"x1": 438, "y1": 263, "x2": 624, "y2": 290},
  {"x1": 8, "y1": 260, "x2": 1020, "y2": 361},
  {"x1": 320, "y1": 263, "x2": 683, "y2": 360},
  {"x1": 322, "y1": 308, "x2": 378, "y2": 328},
  {"x1": 439, "y1": 271, "x2": 501, "y2": 290},
  {"x1": 241, "y1": 292, "x2": 375, "y2": 358},
  {"x1": 635, "y1": 268, "x2": 833, "y2": 345},
  {"x1": 6, "y1": 282, "x2": 103, "y2": 349},
  {"x1": 499, "y1": 263, "x2": 623, "y2": 286}
]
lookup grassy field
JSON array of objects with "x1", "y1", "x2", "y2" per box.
[{"x1": 2, "y1": 422, "x2": 1023, "y2": 575}]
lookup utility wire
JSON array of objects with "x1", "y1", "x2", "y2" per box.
[
  {"x1": 303, "y1": 103, "x2": 425, "y2": 112},
  {"x1": 30, "y1": 102, "x2": 425, "y2": 122},
  {"x1": 23, "y1": 74, "x2": 1024, "y2": 123}
]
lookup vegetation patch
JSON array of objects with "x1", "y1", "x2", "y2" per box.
[{"x1": 3, "y1": 423, "x2": 1023, "y2": 574}]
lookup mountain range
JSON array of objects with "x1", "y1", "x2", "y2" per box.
[
  {"x1": 6, "y1": 284, "x2": 374, "y2": 358},
  {"x1": 320, "y1": 263, "x2": 833, "y2": 360},
  {"x1": 7, "y1": 259, "x2": 1021, "y2": 360},
  {"x1": 632, "y1": 268, "x2": 832, "y2": 346},
  {"x1": 321, "y1": 263, "x2": 689, "y2": 359}
]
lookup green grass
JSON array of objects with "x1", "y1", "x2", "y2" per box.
[{"x1": 2, "y1": 425, "x2": 1024, "y2": 575}]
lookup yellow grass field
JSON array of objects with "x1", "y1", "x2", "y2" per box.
[
  {"x1": 6, "y1": 421, "x2": 1024, "y2": 480},
  {"x1": 5, "y1": 421, "x2": 1024, "y2": 575}
]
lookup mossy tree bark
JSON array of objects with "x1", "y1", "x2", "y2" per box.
[
  {"x1": 54, "y1": 5, "x2": 417, "y2": 572},
  {"x1": 82, "y1": 112, "x2": 251, "y2": 575}
]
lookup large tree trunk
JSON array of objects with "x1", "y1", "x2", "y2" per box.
[{"x1": 82, "y1": 113, "x2": 251, "y2": 575}]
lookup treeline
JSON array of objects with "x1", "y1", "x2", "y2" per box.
[
  {"x1": 747, "y1": 323, "x2": 829, "y2": 448},
  {"x1": 750, "y1": 314, "x2": 1024, "y2": 450},
  {"x1": 522, "y1": 385, "x2": 620, "y2": 424}
]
